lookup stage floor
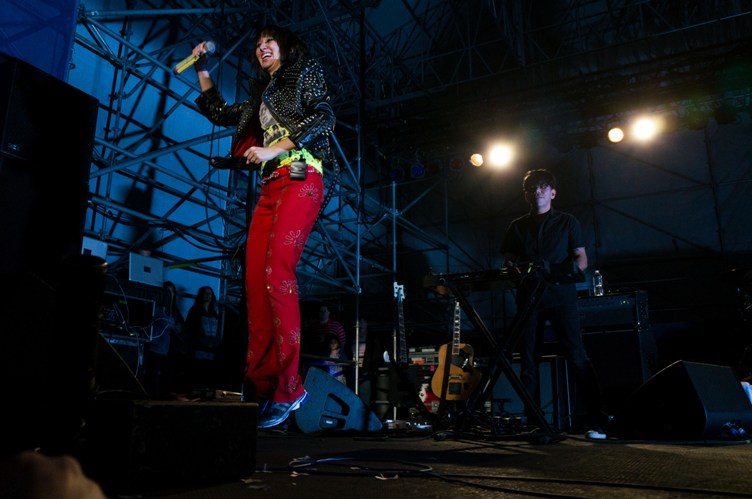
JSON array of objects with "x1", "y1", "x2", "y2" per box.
[{"x1": 131, "y1": 423, "x2": 752, "y2": 498}]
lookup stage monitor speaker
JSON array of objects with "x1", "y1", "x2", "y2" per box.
[
  {"x1": 610, "y1": 360, "x2": 752, "y2": 440},
  {"x1": 0, "y1": 54, "x2": 98, "y2": 282},
  {"x1": 296, "y1": 367, "x2": 383, "y2": 433}
]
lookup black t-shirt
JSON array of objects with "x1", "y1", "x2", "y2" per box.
[{"x1": 501, "y1": 209, "x2": 584, "y2": 305}]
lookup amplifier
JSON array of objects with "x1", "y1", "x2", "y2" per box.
[
  {"x1": 101, "y1": 289, "x2": 157, "y2": 340},
  {"x1": 409, "y1": 347, "x2": 440, "y2": 367},
  {"x1": 578, "y1": 290, "x2": 649, "y2": 332}
]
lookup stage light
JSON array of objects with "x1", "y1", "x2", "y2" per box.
[
  {"x1": 607, "y1": 127, "x2": 624, "y2": 143},
  {"x1": 631, "y1": 116, "x2": 658, "y2": 141},
  {"x1": 488, "y1": 144, "x2": 513, "y2": 167},
  {"x1": 469, "y1": 153, "x2": 483, "y2": 167}
]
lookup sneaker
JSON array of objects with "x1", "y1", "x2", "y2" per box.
[
  {"x1": 257, "y1": 391, "x2": 309, "y2": 429},
  {"x1": 585, "y1": 428, "x2": 607, "y2": 440}
]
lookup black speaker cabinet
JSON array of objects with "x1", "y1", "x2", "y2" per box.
[
  {"x1": 94, "y1": 333, "x2": 149, "y2": 397},
  {"x1": 296, "y1": 367, "x2": 383, "y2": 433},
  {"x1": 82, "y1": 399, "x2": 258, "y2": 494},
  {"x1": 578, "y1": 291, "x2": 650, "y2": 332},
  {"x1": 582, "y1": 328, "x2": 658, "y2": 414},
  {"x1": 0, "y1": 54, "x2": 98, "y2": 282},
  {"x1": 1, "y1": 254, "x2": 107, "y2": 456},
  {"x1": 611, "y1": 360, "x2": 752, "y2": 440}
]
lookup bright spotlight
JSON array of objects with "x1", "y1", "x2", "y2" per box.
[
  {"x1": 488, "y1": 144, "x2": 514, "y2": 167},
  {"x1": 632, "y1": 117, "x2": 659, "y2": 141},
  {"x1": 607, "y1": 127, "x2": 624, "y2": 143},
  {"x1": 469, "y1": 153, "x2": 484, "y2": 167}
]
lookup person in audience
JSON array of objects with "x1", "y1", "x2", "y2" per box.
[
  {"x1": 143, "y1": 281, "x2": 184, "y2": 399},
  {"x1": 323, "y1": 334, "x2": 348, "y2": 385},
  {"x1": 184, "y1": 286, "x2": 221, "y2": 394},
  {"x1": 313, "y1": 305, "x2": 347, "y2": 351}
]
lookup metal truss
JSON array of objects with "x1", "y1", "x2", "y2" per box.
[
  {"x1": 72, "y1": 0, "x2": 752, "y2": 319},
  {"x1": 74, "y1": 1, "x2": 374, "y2": 310}
]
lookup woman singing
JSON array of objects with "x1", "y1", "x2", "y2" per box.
[{"x1": 192, "y1": 25, "x2": 335, "y2": 428}]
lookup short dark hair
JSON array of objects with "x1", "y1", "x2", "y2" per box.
[
  {"x1": 522, "y1": 169, "x2": 557, "y2": 192},
  {"x1": 252, "y1": 25, "x2": 308, "y2": 73}
]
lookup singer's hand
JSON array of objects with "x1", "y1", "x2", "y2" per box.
[
  {"x1": 192, "y1": 41, "x2": 209, "y2": 71},
  {"x1": 243, "y1": 145, "x2": 288, "y2": 165}
]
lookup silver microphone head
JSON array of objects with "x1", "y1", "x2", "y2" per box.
[{"x1": 205, "y1": 40, "x2": 216, "y2": 55}]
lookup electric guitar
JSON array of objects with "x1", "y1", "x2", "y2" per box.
[
  {"x1": 395, "y1": 283, "x2": 408, "y2": 367},
  {"x1": 431, "y1": 299, "x2": 481, "y2": 401},
  {"x1": 388, "y1": 283, "x2": 416, "y2": 407},
  {"x1": 419, "y1": 383, "x2": 440, "y2": 413}
]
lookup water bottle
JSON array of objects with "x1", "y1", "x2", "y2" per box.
[{"x1": 593, "y1": 270, "x2": 604, "y2": 296}]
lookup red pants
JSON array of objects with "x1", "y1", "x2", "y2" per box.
[{"x1": 243, "y1": 168, "x2": 323, "y2": 403}]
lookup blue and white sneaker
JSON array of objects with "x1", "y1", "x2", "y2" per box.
[
  {"x1": 257, "y1": 391, "x2": 309, "y2": 429},
  {"x1": 585, "y1": 428, "x2": 607, "y2": 440}
]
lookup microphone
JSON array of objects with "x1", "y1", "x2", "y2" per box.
[{"x1": 172, "y1": 40, "x2": 216, "y2": 75}]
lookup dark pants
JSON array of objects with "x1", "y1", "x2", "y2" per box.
[
  {"x1": 517, "y1": 289, "x2": 606, "y2": 429},
  {"x1": 143, "y1": 352, "x2": 174, "y2": 399}
]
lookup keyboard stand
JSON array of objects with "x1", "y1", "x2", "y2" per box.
[{"x1": 443, "y1": 271, "x2": 556, "y2": 437}]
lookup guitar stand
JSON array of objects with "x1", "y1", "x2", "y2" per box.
[{"x1": 437, "y1": 270, "x2": 560, "y2": 442}]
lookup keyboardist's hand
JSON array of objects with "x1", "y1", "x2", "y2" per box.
[{"x1": 502, "y1": 257, "x2": 519, "y2": 272}]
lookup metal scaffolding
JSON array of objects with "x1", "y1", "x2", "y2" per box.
[{"x1": 70, "y1": 0, "x2": 752, "y2": 324}]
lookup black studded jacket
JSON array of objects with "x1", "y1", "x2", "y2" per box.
[{"x1": 195, "y1": 55, "x2": 336, "y2": 168}]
